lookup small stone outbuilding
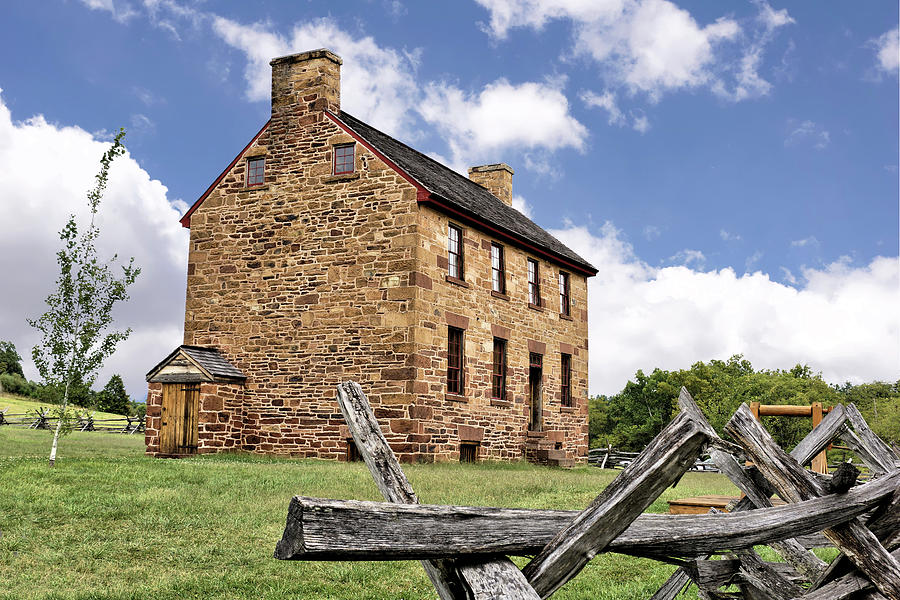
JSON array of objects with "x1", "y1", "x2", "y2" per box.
[{"x1": 146, "y1": 48, "x2": 597, "y2": 465}]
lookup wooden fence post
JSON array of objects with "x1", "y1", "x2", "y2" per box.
[
  {"x1": 726, "y1": 403, "x2": 900, "y2": 600},
  {"x1": 331, "y1": 381, "x2": 540, "y2": 600},
  {"x1": 522, "y1": 408, "x2": 710, "y2": 598}
]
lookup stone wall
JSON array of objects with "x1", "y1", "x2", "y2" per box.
[
  {"x1": 145, "y1": 382, "x2": 162, "y2": 454},
  {"x1": 405, "y1": 205, "x2": 590, "y2": 464},
  {"x1": 148, "y1": 49, "x2": 590, "y2": 463}
]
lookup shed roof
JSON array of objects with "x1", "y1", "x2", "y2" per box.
[{"x1": 146, "y1": 345, "x2": 246, "y2": 384}]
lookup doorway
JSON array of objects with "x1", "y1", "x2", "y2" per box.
[
  {"x1": 528, "y1": 353, "x2": 542, "y2": 432},
  {"x1": 160, "y1": 383, "x2": 200, "y2": 455}
]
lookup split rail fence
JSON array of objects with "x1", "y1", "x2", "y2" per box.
[
  {"x1": 0, "y1": 407, "x2": 143, "y2": 434},
  {"x1": 275, "y1": 382, "x2": 900, "y2": 599}
]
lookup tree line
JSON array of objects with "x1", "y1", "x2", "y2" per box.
[
  {"x1": 590, "y1": 355, "x2": 899, "y2": 452},
  {"x1": 0, "y1": 340, "x2": 142, "y2": 418}
]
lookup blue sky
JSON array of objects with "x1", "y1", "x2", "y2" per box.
[{"x1": 0, "y1": 0, "x2": 897, "y2": 399}]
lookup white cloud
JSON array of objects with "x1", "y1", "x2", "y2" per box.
[
  {"x1": 551, "y1": 223, "x2": 900, "y2": 395},
  {"x1": 474, "y1": 0, "x2": 624, "y2": 39},
  {"x1": 574, "y1": 0, "x2": 739, "y2": 101},
  {"x1": 631, "y1": 113, "x2": 650, "y2": 133},
  {"x1": 511, "y1": 195, "x2": 534, "y2": 218},
  {"x1": 476, "y1": 0, "x2": 794, "y2": 104},
  {"x1": 872, "y1": 27, "x2": 899, "y2": 75},
  {"x1": 755, "y1": 0, "x2": 794, "y2": 30},
  {"x1": 418, "y1": 78, "x2": 588, "y2": 170},
  {"x1": 668, "y1": 248, "x2": 706, "y2": 267},
  {"x1": 785, "y1": 120, "x2": 830, "y2": 150},
  {"x1": 745, "y1": 250, "x2": 763, "y2": 270},
  {"x1": 78, "y1": 3, "x2": 593, "y2": 170},
  {"x1": 581, "y1": 89, "x2": 625, "y2": 125},
  {"x1": 791, "y1": 236, "x2": 820, "y2": 248},
  {"x1": 129, "y1": 113, "x2": 155, "y2": 135},
  {"x1": 79, "y1": 0, "x2": 137, "y2": 23},
  {"x1": 211, "y1": 16, "x2": 421, "y2": 138},
  {"x1": 720, "y1": 229, "x2": 742, "y2": 242},
  {"x1": 643, "y1": 225, "x2": 661, "y2": 240},
  {"x1": 0, "y1": 91, "x2": 188, "y2": 402}
]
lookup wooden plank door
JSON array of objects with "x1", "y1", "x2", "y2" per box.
[{"x1": 160, "y1": 383, "x2": 200, "y2": 455}]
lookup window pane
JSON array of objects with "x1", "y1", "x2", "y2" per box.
[
  {"x1": 528, "y1": 259, "x2": 539, "y2": 305},
  {"x1": 247, "y1": 157, "x2": 265, "y2": 186},
  {"x1": 448, "y1": 225, "x2": 463, "y2": 279},
  {"x1": 334, "y1": 145, "x2": 354, "y2": 174},
  {"x1": 559, "y1": 272, "x2": 570, "y2": 315},
  {"x1": 491, "y1": 244, "x2": 504, "y2": 293},
  {"x1": 447, "y1": 327, "x2": 464, "y2": 395},
  {"x1": 561, "y1": 353, "x2": 571, "y2": 407},
  {"x1": 492, "y1": 338, "x2": 506, "y2": 399}
]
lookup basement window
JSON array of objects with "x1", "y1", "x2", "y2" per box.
[
  {"x1": 334, "y1": 143, "x2": 355, "y2": 174},
  {"x1": 459, "y1": 442, "x2": 478, "y2": 463},
  {"x1": 247, "y1": 157, "x2": 265, "y2": 187}
]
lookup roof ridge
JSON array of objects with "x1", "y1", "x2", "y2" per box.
[
  {"x1": 336, "y1": 110, "x2": 597, "y2": 275},
  {"x1": 339, "y1": 111, "x2": 491, "y2": 198}
]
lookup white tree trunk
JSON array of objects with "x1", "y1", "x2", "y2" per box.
[{"x1": 49, "y1": 353, "x2": 75, "y2": 467}]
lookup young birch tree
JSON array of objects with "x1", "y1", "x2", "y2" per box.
[{"x1": 28, "y1": 130, "x2": 140, "y2": 466}]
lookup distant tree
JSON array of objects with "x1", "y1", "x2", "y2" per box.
[
  {"x1": 28, "y1": 130, "x2": 139, "y2": 466},
  {"x1": 588, "y1": 395, "x2": 612, "y2": 448},
  {"x1": 834, "y1": 380, "x2": 900, "y2": 444},
  {"x1": 128, "y1": 398, "x2": 146, "y2": 420},
  {"x1": 96, "y1": 374, "x2": 129, "y2": 415},
  {"x1": 595, "y1": 356, "x2": 844, "y2": 452},
  {"x1": 0, "y1": 340, "x2": 24, "y2": 377}
]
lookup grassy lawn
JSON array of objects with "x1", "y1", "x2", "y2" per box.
[
  {"x1": 1, "y1": 428, "x2": 744, "y2": 600},
  {"x1": 0, "y1": 394, "x2": 126, "y2": 422}
]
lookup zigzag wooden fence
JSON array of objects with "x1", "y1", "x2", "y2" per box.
[
  {"x1": 0, "y1": 407, "x2": 143, "y2": 434},
  {"x1": 275, "y1": 382, "x2": 900, "y2": 600}
]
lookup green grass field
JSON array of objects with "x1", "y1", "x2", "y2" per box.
[
  {"x1": 0, "y1": 394, "x2": 125, "y2": 422},
  {"x1": 0, "y1": 428, "x2": 745, "y2": 599}
]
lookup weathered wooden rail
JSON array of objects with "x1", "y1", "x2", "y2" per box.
[
  {"x1": 275, "y1": 383, "x2": 900, "y2": 599},
  {"x1": 0, "y1": 408, "x2": 143, "y2": 434}
]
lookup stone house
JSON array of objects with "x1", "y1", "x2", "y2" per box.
[{"x1": 145, "y1": 49, "x2": 597, "y2": 465}]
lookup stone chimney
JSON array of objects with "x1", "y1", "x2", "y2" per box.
[
  {"x1": 269, "y1": 49, "x2": 342, "y2": 124},
  {"x1": 468, "y1": 164, "x2": 514, "y2": 206}
]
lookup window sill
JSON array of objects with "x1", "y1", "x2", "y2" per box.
[
  {"x1": 445, "y1": 275, "x2": 471, "y2": 289},
  {"x1": 445, "y1": 393, "x2": 468, "y2": 403},
  {"x1": 490, "y1": 290, "x2": 509, "y2": 301},
  {"x1": 245, "y1": 184, "x2": 270, "y2": 191},
  {"x1": 490, "y1": 399, "x2": 512, "y2": 408},
  {"x1": 323, "y1": 172, "x2": 360, "y2": 183},
  {"x1": 560, "y1": 406, "x2": 577, "y2": 413},
  {"x1": 527, "y1": 302, "x2": 544, "y2": 312},
  {"x1": 559, "y1": 313, "x2": 573, "y2": 321}
]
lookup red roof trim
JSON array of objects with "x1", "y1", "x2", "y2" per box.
[
  {"x1": 419, "y1": 196, "x2": 598, "y2": 277},
  {"x1": 324, "y1": 111, "x2": 427, "y2": 194},
  {"x1": 179, "y1": 120, "x2": 270, "y2": 228},
  {"x1": 326, "y1": 111, "x2": 596, "y2": 277}
]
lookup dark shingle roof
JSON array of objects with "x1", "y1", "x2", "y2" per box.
[
  {"x1": 180, "y1": 346, "x2": 246, "y2": 382},
  {"x1": 146, "y1": 345, "x2": 246, "y2": 383},
  {"x1": 335, "y1": 111, "x2": 597, "y2": 275}
]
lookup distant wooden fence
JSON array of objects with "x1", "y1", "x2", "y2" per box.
[
  {"x1": 589, "y1": 446, "x2": 721, "y2": 472},
  {"x1": 0, "y1": 407, "x2": 143, "y2": 434},
  {"x1": 275, "y1": 383, "x2": 900, "y2": 600}
]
